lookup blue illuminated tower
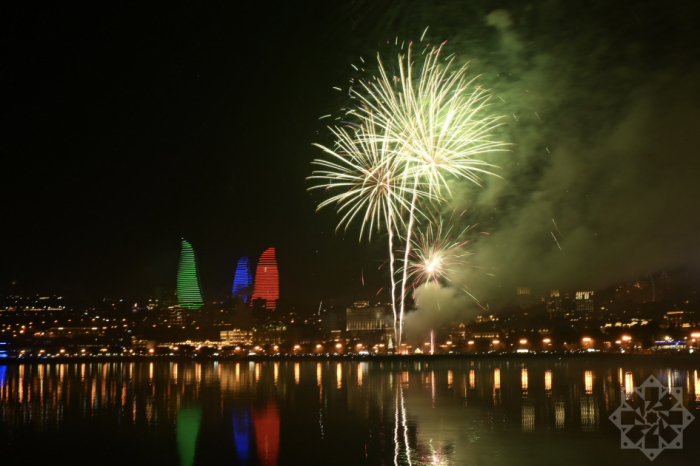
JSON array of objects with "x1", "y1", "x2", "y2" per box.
[{"x1": 232, "y1": 256, "x2": 253, "y2": 302}]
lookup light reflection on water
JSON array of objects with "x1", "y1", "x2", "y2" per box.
[{"x1": 0, "y1": 358, "x2": 699, "y2": 465}]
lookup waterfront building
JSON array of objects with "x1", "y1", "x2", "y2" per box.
[
  {"x1": 575, "y1": 291, "x2": 595, "y2": 313},
  {"x1": 346, "y1": 302, "x2": 393, "y2": 346},
  {"x1": 232, "y1": 256, "x2": 253, "y2": 302},
  {"x1": 251, "y1": 248, "x2": 279, "y2": 310},
  {"x1": 516, "y1": 287, "x2": 532, "y2": 309},
  {"x1": 665, "y1": 310, "x2": 696, "y2": 328},
  {"x1": 221, "y1": 329, "x2": 254, "y2": 346},
  {"x1": 252, "y1": 323, "x2": 286, "y2": 345},
  {"x1": 177, "y1": 239, "x2": 204, "y2": 310}
]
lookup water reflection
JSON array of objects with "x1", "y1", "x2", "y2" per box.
[
  {"x1": 234, "y1": 407, "x2": 253, "y2": 465},
  {"x1": 585, "y1": 370, "x2": 593, "y2": 394},
  {"x1": 254, "y1": 401, "x2": 280, "y2": 466},
  {"x1": 0, "y1": 359, "x2": 698, "y2": 465},
  {"x1": 177, "y1": 406, "x2": 201, "y2": 466},
  {"x1": 625, "y1": 371, "x2": 634, "y2": 399}
]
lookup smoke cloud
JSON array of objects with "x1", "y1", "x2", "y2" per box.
[{"x1": 338, "y1": 0, "x2": 700, "y2": 334}]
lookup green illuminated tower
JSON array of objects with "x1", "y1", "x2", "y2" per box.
[{"x1": 177, "y1": 239, "x2": 204, "y2": 309}]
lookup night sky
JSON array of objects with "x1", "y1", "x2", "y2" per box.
[{"x1": 3, "y1": 1, "x2": 699, "y2": 308}]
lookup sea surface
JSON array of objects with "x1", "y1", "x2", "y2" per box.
[{"x1": 0, "y1": 356, "x2": 699, "y2": 465}]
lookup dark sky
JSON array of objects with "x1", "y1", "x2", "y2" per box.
[{"x1": 2, "y1": 1, "x2": 699, "y2": 307}]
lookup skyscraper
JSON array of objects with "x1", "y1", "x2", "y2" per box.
[
  {"x1": 232, "y1": 256, "x2": 253, "y2": 302},
  {"x1": 251, "y1": 247, "x2": 279, "y2": 310},
  {"x1": 575, "y1": 291, "x2": 594, "y2": 313},
  {"x1": 177, "y1": 239, "x2": 204, "y2": 310}
]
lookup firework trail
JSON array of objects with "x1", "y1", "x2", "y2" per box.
[
  {"x1": 551, "y1": 232, "x2": 562, "y2": 250},
  {"x1": 552, "y1": 218, "x2": 563, "y2": 237}
]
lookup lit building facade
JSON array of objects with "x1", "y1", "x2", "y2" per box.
[
  {"x1": 252, "y1": 323, "x2": 286, "y2": 345},
  {"x1": 575, "y1": 291, "x2": 594, "y2": 313},
  {"x1": 517, "y1": 287, "x2": 532, "y2": 309},
  {"x1": 221, "y1": 329, "x2": 253, "y2": 346},
  {"x1": 547, "y1": 289, "x2": 563, "y2": 316},
  {"x1": 232, "y1": 256, "x2": 253, "y2": 302},
  {"x1": 251, "y1": 247, "x2": 279, "y2": 310},
  {"x1": 346, "y1": 302, "x2": 393, "y2": 332},
  {"x1": 177, "y1": 239, "x2": 204, "y2": 310}
]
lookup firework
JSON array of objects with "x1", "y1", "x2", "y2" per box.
[
  {"x1": 400, "y1": 221, "x2": 473, "y2": 289},
  {"x1": 349, "y1": 43, "x2": 507, "y2": 346},
  {"x1": 351, "y1": 42, "x2": 507, "y2": 196},
  {"x1": 310, "y1": 39, "x2": 509, "y2": 347},
  {"x1": 309, "y1": 115, "x2": 429, "y2": 339},
  {"x1": 308, "y1": 118, "x2": 423, "y2": 240}
]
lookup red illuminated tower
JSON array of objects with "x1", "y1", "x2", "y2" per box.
[{"x1": 251, "y1": 247, "x2": 279, "y2": 309}]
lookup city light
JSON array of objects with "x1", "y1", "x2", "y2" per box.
[
  {"x1": 622, "y1": 335, "x2": 632, "y2": 341},
  {"x1": 519, "y1": 339, "x2": 527, "y2": 344}
]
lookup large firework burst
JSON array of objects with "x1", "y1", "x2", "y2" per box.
[
  {"x1": 310, "y1": 38, "x2": 509, "y2": 348},
  {"x1": 309, "y1": 115, "x2": 429, "y2": 338}
]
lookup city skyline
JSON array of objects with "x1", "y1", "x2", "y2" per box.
[{"x1": 2, "y1": 2, "x2": 699, "y2": 310}]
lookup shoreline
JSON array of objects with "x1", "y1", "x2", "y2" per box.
[{"x1": 1, "y1": 352, "x2": 699, "y2": 365}]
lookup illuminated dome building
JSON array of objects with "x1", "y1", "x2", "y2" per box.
[
  {"x1": 177, "y1": 239, "x2": 204, "y2": 310},
  {"x1": 232, "y1": 256, "x2": 253, "y2": 302},
  {"x1": 251, "y1": 247, "x2": 279, "y2": 310}
]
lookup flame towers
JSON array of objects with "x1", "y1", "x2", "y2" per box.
[
  {"x1": 251, "y1": 247, "x2": 279, "y2": 309},
  {"x1": 232, "y1": 256, "x2": 253, "y2": 302},
  {"x1": 177, "y1": 239, "x2": 204, "y2": 309}
]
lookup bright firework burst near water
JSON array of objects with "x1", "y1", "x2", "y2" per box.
[
  {"x1": 309, "y1": 36, "x2": 510, "y2": 347},
  {"x1": 401, "y1": 220, "x2": 474, "y2": 290}
]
